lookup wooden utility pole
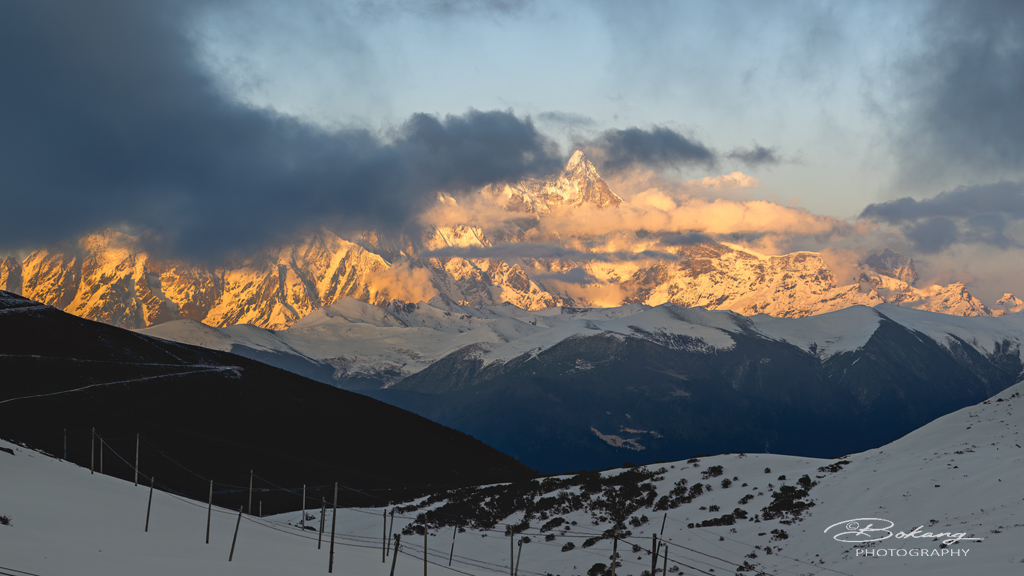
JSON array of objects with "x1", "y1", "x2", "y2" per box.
[
  {"x1": 318, "y1": 497, "x2": 326, "y2": 549},
  {"x1": 513, "y1": 538, "x2": 523, "y2": 576},
  {"x1": 662, "y1": 546, "x2": 668, "y2": 576},
  {"x1": 660, "y1": 513, "x2": 667, "y2": 536},
  {"x1": 423, "y1": 513, "x2": 428, "y2": 576},
  {"x1": 610, "y1": 530, "x2": 618, "y2": 576},
  {"x1": 389, "y1": 534, "x2": 401, "y2": 576},
  {"x1": 206, "y1": 480, "x2": 213, "y2": 544},
  {"x1": 329, "y1": 482, "x2": 338, "y2": 573},
  {"x1": 98, "y1": 434, "x2": 103, "y2": 474},
  {"x1": 248, "y1": 470, "x2": 253, "y2": 516},
  {"x1": 509, "y1": 526, "x2": 514, "y2": 576},
  {"x1": 145, "y1": 476, "x2": 155, "y2": 532},
  {"x1": 387, "y1": 508, "x2": 395, "y2": 556},
  {"x1": 229, "y1": 505, "x2": 243, "y2": 561},
  {"x1": 301, "y1": 485, "x2": 306, "y2": 531},
  {"x1": 651, "y1": 534, "x2": 659, "y2": 576},
  {"x1": 63, "y1": 428, "x2": 66, "y2": 460},
  {"x1": 448, "y1": 524, "x2": 458, "y2": 566},
  {"x1": 383, "y1": 509, "x2": 388, "y2": 563},
  {"x1": 134, "y1": 434, "x2": 139, "y2": 486},
  {"x1": 90, "y1": 427, "x2": 95, "y2": 474}
]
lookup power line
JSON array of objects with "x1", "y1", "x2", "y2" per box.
[
  {"x1": 637, "y1": 535, "x2": 745, "y2": 569},
  {"x1": 52, "y1": 433, "x2": 832, "y2": 576},
  {"x1": 697, "y1": 527, "x2": 853, "y2": 576},
  {"x1": 0, "y1": 366, "x2": 236, "y2": 405},
  {"x1": 620, "y1": 536, "x2": 742, "y2": 575},
  {"x1": 95, "y1": 439, "x2": 548, "y2": 576},
  {"x1": 140, "y1": 436, "x2": 237, "y2": 487},
  {"x1": 685, "y1": 527, "x2": 806, "y2": 576},
  {"x1": 0, "y1": 565, "x2": 45, "y2": 576}
]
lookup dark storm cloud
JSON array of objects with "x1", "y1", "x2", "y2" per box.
[
  {"x1": 895, "y1": 1, "x2": 1024, "y2": 184},
  {"x1": 726, "y1": 145, "x2": 782, "y2": 167},
  {"x1": 860, "y1": 181, "x2": 1024, "y2": 252},
  {"x1": 424, "y1": 243, "x2": 676, "y2": 262},
  {"x1": 581, "y1": 127, "x2": 717, "y2": 173},
  {"x1": 962, "y1": 213, "x2": 1017, "y2": 249},
  {"x1": 536, "y1": 111, "x2": 597, "y2": 128},
  {"x1": 861, "y1": 182, "x2": 1024, "y2": 223},
  {"x1": 903, "y1": 218, "x2": 960, "y2": 254},
  {"x1": 0, "y1": 0, "x2": 561, "y2": 259}
]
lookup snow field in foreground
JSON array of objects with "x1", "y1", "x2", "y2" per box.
[{"x1": 3, "y1": 381, "x2": 1024, "y2": 575}]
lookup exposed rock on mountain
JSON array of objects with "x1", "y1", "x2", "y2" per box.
[
  {"x1": 0, "y1": 256, "x2": 21, "y2": 293},
  {"x1": 2, "y1": 152, "x2": 1011, "y2": 328},
  {"x1": 862, "y1": 247, "x2": 918, "y2": 284}
]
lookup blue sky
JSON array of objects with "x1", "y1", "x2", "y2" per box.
[{"x1": 190, "y1": 1, "x2": 939, "y2": 217}]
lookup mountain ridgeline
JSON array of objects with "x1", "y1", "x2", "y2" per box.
[
  {"x1": 143, "y1": 296, "x2": 1024, "y2": 474},
  {"x1": 2, "y1": 152, "x2": 1022, "y2": 332},
  {"x1": 7, "y1": 149, "x2": 1024, "y2": 478},
  {"x1": 368, "y1": 310, "x2": 1024, "y2": 473}
]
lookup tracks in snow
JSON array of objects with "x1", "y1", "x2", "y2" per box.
[{"x1": 0, "y1": 365, "x2": 243, "y2": 405}]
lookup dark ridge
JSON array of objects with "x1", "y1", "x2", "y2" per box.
[
  {"x1": 0, "y1": 291, "x2": 535, "y2": 513},
  {"x1": 368, "y1": 314, "x2": 1022, "y2": 474}
]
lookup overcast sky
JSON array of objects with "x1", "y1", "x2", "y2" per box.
[{"x1": 4, "y1": 0, "x2": 1024, "y2": 300}]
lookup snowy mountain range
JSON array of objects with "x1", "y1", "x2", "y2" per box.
[
  {"x1": 139, "y1": 295, "x2": 1024, "y2": 389},
  {"x1": 2, "y1": 151, "x2": 1022, "y2": 330},
  {"x1": 3, "y1": 379, "x2": 1022, "y2": 576},
  {"x1": 141, "y1": 295, "x2": 1024, "y2": 473}
]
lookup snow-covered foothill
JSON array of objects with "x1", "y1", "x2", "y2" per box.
[
  {"x1": 3, "y1": 381, "x2": 1023, "y2": 575},
  {"x1": 142, "y1": 296, "x2": 1024, "y2": 386}
]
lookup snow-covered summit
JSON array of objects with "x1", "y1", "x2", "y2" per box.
[
  {"x1": 2, "y1": 155, "x2": 1015, "y2": 331},
  {"x1": 564, "y1": 149, "x2": 597, "y2": 175},
  {"x1": 992, "y1": 293, "x2": 1024, "y2": 316},
  {"x1": 487, "y1": 150, "x2": 623, "y2": 212}
]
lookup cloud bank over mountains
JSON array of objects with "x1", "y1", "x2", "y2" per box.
[
  {"x1": 862, "y1": 182, "x2": 1024, "y2": 253},
  {"x1": 3, "y1": 1, "x2": 1024, "y2": 301},
  {"x1": 0, "y1": 1, "x2": 568, "y2": 259},
  {"x1": 0, "y1": 0, "x2": 785, "y2": 262}
]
